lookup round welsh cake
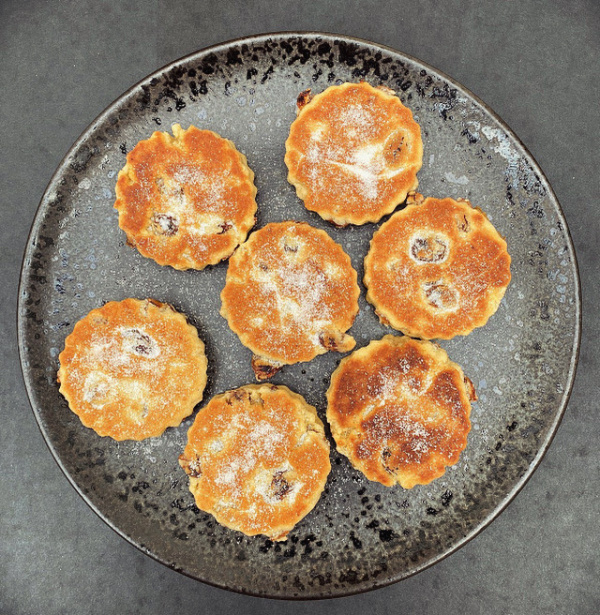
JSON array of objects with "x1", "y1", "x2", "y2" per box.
[
  {"x1": 114, "y1": 124, "x2": 257, "y2": 270},
  {"x1": 220, "y1": 221, "x2": 360, "y2": 379},
  {"x1": 326, "y1": 335, "x2": 475, "y2": 488},
  {"x1": 179, "y1": 384, "x2": 331, "y2": 541},
  {"x1": 57, "y1": 298, "x2": 207, "y2": 441},
  {"x1": 364, "y1": 193, "x2": 511, "y2": 339},
  {"x1": 285, "y1": 81, "x2": 423, "y2": 226}
]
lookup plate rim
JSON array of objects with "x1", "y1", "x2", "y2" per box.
[{"x1": 17, "y1": 30, "x2": 583, "y2": 599}]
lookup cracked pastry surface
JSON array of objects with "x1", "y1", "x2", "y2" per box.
[
  {"x1": 114, "y1": 123, "x2": 257, "y2": 270},
  {"x1": 179, "y1": 384, "x2": 331, "y2": 541},
  {"x1": 326, "y1": 335, "x2": 475, "y2": 488},
  {"x1": 220, "y1": 221, "x2": 360, "y2": 380},
  {"x1": 57, "y1": 298, "x2": 207, "y2": 441},
  {"x1": 364, "y1": 193, "x2": 511, "y2": 339},
  {"x1": 285, "y1": 81, "x2": 423, "y2": 226}
]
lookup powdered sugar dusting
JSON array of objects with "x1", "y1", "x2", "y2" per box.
[
  {"x1": 121, "y1": 327, "x2": 160, "y2": 358},
  {"x1": 171, "y1": 164, "x2": 204, "y2": 186},
  {"x1": 330, "y1": 338, "x2": 471, "y2": 486},
  {"x1": 226, "y1": 222, "x2": 358, "y2": 358},
  {"x1": 59, "y1": 300, "x2": 207, "y2": 439},
  {"x1": 82, "y1": 371, "x2": 115, "y2": 408},
  {"x1": 116, "y1": 125, "x2": 257, "y2": 269},
  {"x1": 338, "y1": 103, "x2": 374, "y2": 136},
  {"x1": 182, "y1": 386, "x2": 330, "y2": 539},
  {"x1": 70, "y1": 327, "x2": 164, "y2": 387},
  {"x1": 368, "y1": 410, "x2": 432, "y2": 455},
  {"x1": 255, "y1": 258, "x2": 333, "y2": 343},
  {"x1": 367, "y1": 197, "x2": 511, "y2": 337},
  {"x1": 299, "y1": 103, "x2": 385, "y2": 202},
  {"x1": 287, "y1": 83, "x2": 422, "y2": 221},
  {"x1": 248, "y1": 420, "x2": 287, "y2": 453},
  {"x1": 159, "y1": 165, "x2": 230, "y2": 230},
  {"x1": 329, "y1": 160, "x2": 380, "y2": 200}
]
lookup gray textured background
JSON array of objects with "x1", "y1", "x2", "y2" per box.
[{"x1": 1, "y1": 0, "x2": 597, "y2": 613}]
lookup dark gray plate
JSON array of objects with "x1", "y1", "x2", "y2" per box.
[{"x1": 18, "y1": 33, "x2": 581, "y2": 599}]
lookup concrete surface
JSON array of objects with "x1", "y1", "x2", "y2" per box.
[{"x1": 1, "y1": 0, "x2": 598, "y2": 613}]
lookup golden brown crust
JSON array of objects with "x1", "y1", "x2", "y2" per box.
[
  {"x1": 57, "y1": 298, "x2": 207, "y2": 441},
  {"x1": 114, "y1": 124, "x2": 257, "y2": 270},
  {"x1": 364, "y1": 193, "x2": 511, "y2": 339},
  {"x1": 285, "y1": 82, "x2": 423, "y2": 225},
  {"x1": 326, "y1": 335, "x2": 473, "y2": 488},
  {"x1": 179, "y1": 384, "x2": 331, "y2": 541},
  {"x1": 220, "y1": 221, "x2": 360, "y2": 378}
]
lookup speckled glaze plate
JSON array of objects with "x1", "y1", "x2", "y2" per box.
[{"x1": 18, "y1": 33, "x2": 580, "y2": 599}]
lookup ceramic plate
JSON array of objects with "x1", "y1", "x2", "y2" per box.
[{"x1": 18, "y1": 33, "x2": 581, "y2": 598}]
